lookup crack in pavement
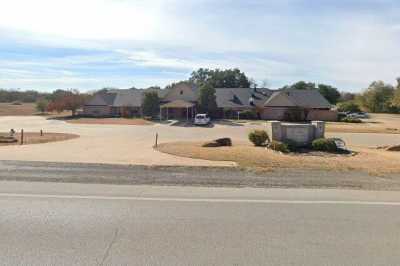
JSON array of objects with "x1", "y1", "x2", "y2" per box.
[{"x1": 98, "y1": 228, "x2": 119, "y2": 266}]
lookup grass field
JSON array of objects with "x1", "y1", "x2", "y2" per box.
[
  {"x1": 0, "y1": 103, "x2": 71, "y2": 117},
  {"x1": 0, "y1": 103, "x2": 153, "y2": 125},
  {"x1": 0, "y1": 103, "x2": 37, "y2": 116},
  {"x1": 0, "y1": 132, "x2": 79, "y2": 146}
]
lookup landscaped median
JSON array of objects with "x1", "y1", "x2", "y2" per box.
[
  {"x1": 156, "y1": 140, "x2": 400, "y2": 176},
  {"x1": 0, "y1": 132, "x2": 79, "y2": 146}
]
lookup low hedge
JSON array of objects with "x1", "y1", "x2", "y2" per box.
[
  {"x1": 268, "y1": 141, "x2": 290, "y2": 153},
  {"x1": 239, "y1": 110, "x2": 258, "y2": 120},
  {"x1": 202, "y1": 138, "x2": 232, "y2": 147},
  {"x1": 340, "y1": 117, "x2": 362, "y2": 123},
  {"x1": 215, "y1": 138, "x2": 232, "y2": 146},
  {"x1": 285, "y1": 140, "x2": 301, "y2": 152},
  {"x1": 248, "y1": 130, "x2": 269, "y2": 146},
  {"x1": 311, "y1": 138, "x2": 338, "y2": 152}
]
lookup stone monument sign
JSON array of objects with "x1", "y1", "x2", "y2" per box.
[{"x1": 266, "y1": 121, "x2": 325, "y2": 146}]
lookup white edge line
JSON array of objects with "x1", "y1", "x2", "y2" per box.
[{"x1": 0, "y1": 193, "x2": 400, "y2": 205}]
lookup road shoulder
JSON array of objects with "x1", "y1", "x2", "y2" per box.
[{"x1": 1, "y1": 160, "x2": 400, "y2": 191}]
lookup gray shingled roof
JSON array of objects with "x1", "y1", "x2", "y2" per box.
[
  {"x1": 86, "y1": 88, "x2": 168, "y2": 107},
  {"x1": 86, "y1": 87, "x2": 331, "y2": 110},
  {"x1": 215, "y1": 88, "x2": 272, "y2": 109},
  {"x1": 251, "y1": 88, "x2": 274, "y2": 107},
  {"x1": 264, "y1": 89, "x2": 331, "y2": 109},
  {"x1": 162, "y1": 83, "x2": 198, "y2": 102},
  {"x1": 86, "y1": 92, "x2": 117, "y2": 106},
  {"x1": 113, "y1": 90, "x2": 143, "y2": 107}
]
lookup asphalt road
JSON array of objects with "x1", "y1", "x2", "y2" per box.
[{"x1": 1, "y1": 181, "x2": 400, "y2": 265}]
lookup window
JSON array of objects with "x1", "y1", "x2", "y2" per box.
[{"x1": 180, "y1": 90, "x2": 183, "y2": 95}]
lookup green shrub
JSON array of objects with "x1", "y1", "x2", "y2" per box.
[
  {"x1": 285, "y1": 140, "x2": 301, "y2": 152},
  {"x1": 239, "y1": 110, "x2": 258, "y2": 120},
  {"x1": 337, "y1": 101, "x2": 361, "y2": 113},
  {"x1": 268, "y1": 141, "x2": 290, "y2": 153},
  {"x1": 36, "y1": 98, "x2": 49, "y2": 113},
  {"x1": 215, "y1": 138, "x2": 232, "y2": 146},
  {"x1": 340, "y1": 117, "x2": 362, "y2": 123},
  {"x1": 312, "y1": 138, "x2": 338, "y2": 152},
  {"x1": 248, "y1": 130, "x2": 269, "y2": 146},
  {"x1": 202, "y1": 141, "x2": 221, "y2": 147},
  {"x1": 202, "y1": 138, "x2": 232, "y2": 147}
]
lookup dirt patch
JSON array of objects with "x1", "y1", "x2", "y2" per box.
[
  {"x1": 56, "y1": 117, "x2": 154, "y2": 126},
  {"x1": 157, "y1": 141, "x2": 400, "y2": 175},
  {"x1": 0, "y1": 132, "x2": 79, "y2": 146}
]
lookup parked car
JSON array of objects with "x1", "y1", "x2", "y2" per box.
[
  {"x1": 194, "y1": 114, "x2": 211, "y2": 125},
  {"x1": 348, "y1": 112, "x2": 369, "y2": 119}
]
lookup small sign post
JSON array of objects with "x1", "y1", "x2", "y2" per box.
[
  {"x1": 155, "y1": 133, "x2": 158, "y2": 148},
  {"x1": 20, "y1": 129, "x2": 24, "y2": 145}
]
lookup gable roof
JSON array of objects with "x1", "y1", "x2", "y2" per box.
[
  {"x1": 86, "y1": 88, "x2": 168, "y2": 108},
  {"x1": 215, "y1": 88, "x2": 272, "y2": 109},
  {"x1": 251, "y1": 88, "x2": 274, "y2": 107},
  {"x1": 162, "y1": 83, "x2": 198, "y2": 102},
  {"x1": 86, "y1": 92, "x2": 117, "y2": 106},
  {"x1": 215, "y1": 88, "x2": 250, "y2": 109},
  {"x1": 264, "y1": 89, "x2": 331, "y2": 109},
  {"x1": 113, "y1": 89, "x2": 144, "y2": 107},
  {"x1": 85, "y1": 87, "x2": 332, "y2": 110}
]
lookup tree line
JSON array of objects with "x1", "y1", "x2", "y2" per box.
[
  {"x1": 336, "y1": 79, "x2": 400, "y2": 114},
  {"x1": 0, "y1": 89, "x2": 49, "y2": 103},
  {"x1": 3, "y1": 68, "x2": 400, "y2": 117},
  {"x1": 34, "y1": 90, "x2": 89, "y2": 115}
]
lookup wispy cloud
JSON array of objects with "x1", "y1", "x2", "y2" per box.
[{"x1": 0, "y1": 0, "x2": 399, "y2": 91}]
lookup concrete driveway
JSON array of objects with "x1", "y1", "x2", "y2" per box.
[
  {"x1": 329, "y1": 113, "x2": 400, "y2": 147},
  {"x1": 0, "y1": 116, "x2": 256, "y2": 166},
  {"x1": 1, "y1": 116, "x2": 400, "y2": 166}
]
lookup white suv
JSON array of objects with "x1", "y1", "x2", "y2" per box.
[{"x1": 194, "y1": 114, "x2": 211, "y2": 126}]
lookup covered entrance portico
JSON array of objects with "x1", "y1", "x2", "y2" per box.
[{"x1": 160, "y1": 100, "x2": 196, "y2": 121}]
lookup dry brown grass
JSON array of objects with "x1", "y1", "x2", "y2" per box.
[
  {"x1": 326, "y1": 122, "x2": 400, "y2": 134},
  {"x1": 63, "y1": 117, "x2": 153, "y2": 126},
  {"x1": 0, "y1": 103, "x2": 71, "y2": 117},
  {"x1": 157, "y1": 141, "x2": 400, "y2": 175},
  {"x1": 326, "y1": 113, "x2": 400, "y2": 134},
  {"x1": 0, "y1": 132, "x2": 79, "y2": 146},
  {"x1": 0, "y1": 103, "x2": 37, "y2": 116}
]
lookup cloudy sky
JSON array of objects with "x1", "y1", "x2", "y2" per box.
[{"x1": 0, "y1": 0, "x2": 399, "y2": 92}]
